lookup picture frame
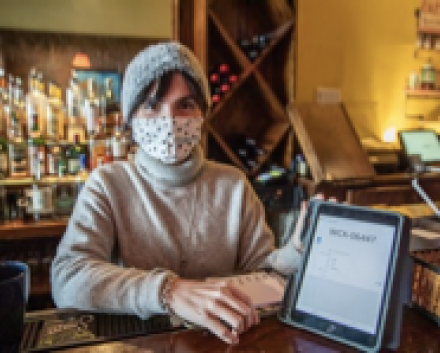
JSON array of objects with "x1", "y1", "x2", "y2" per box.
[{"x1": 74, "y1": 68, "x2": 122, "y2": 104}]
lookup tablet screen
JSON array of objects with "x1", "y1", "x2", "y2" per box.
[
  {"x1": 292, "y1": 208, "x2": 398, "y2": 347},
  {"x1": 400, "y1": 130, "x2": 440, "y2": 162}
]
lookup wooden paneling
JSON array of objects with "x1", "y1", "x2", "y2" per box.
[
  {"x1": 1, "y1": 29, "x2": 159, "y2": 97},
  {"x1": 289, "y1": 103, "x2": 376, "y2": 183}
]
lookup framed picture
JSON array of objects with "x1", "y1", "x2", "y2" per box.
[{"x1": 74, "y1": 68, "x2": 122, "y2": 104}]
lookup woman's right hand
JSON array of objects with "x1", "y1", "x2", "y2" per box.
[{"x1": 167, "y1": 278, "x2": 260, "y2": 345}]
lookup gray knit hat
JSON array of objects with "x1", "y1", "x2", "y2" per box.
[{"x1": 122, "y1": 41, "x2": 211, "y2": 123}]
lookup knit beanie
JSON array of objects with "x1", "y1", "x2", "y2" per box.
[{"x1": 121, "y1": 41, "x2": 211, "y2": 124}]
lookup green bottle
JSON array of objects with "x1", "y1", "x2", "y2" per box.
[{"x1": 68, "y1": 134, "x2": 85, "y2": 175}]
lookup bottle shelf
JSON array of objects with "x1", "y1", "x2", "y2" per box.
[
  {"x1": 418, "y1": 26, "x2": 440, "y2": 35},
  {"x1": 0, "y1": 219, "x2": 66, "y2": 240},
  {"x1": 31, "y1": 279, "x2": 51, "y2": 296},
  {"x1": 405, "y1": 89, "x2": 440, "y2": 98},
  {"x1": 0, "y1": 175, "x2": 86, "y2": 187},
  {"x1": 201, "y1": 0, "x2": 295, "y2": 177}
]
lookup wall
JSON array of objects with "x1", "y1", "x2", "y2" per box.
[
  {"x1": 0, "y1": 0, "x2": 173, "y2": 97},
  {"x1": 0, "y1": 0, "x2": 172, "y2": 39},
  {"x1": 296, "y1": 0, "x2": 439, "y2": 141}
]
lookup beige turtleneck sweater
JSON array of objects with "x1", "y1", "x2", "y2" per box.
[{"x1": 51, "y1": 146, "x2": 302, "y2": 319}]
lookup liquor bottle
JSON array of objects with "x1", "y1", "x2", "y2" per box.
[
  {"x1": 89, "y1": 118, "x2": 107, "y2": 170},
  {"x1": 0, "y1": 71, "x2": 8, "y2": 178},
  {"x1": 57, "y1": 144, "x2": 67, "y2": 177},
  {"x1": 66, "y1": 72, "x2": 86, "y2": 143},
  {"x1": 46, "y1": 83, "x2": 61, "y2": 143},
  {"x1": 84, "y1": 78, "x2": 99, "y2": 137},
  {"x1": 111, "y1": 113, "x2": 126, "y2": 161},
  {"x1": 51, "y1": 86, "x2": 66, "y2": 142},
  {"x1": 46, "y1": 144, "x2": 61, "y2": 177},
  {"x1": 105, "y1": 77, "x2": 115, "y2": 107},
  {"x1": 54, "y1": 182, "x2": 75, "y2": 218},
  {"x1": 29, "y1": 151, "x2": 54, "y2": 221},
  {"x1": 75, "y1": 154, "x2": 89, "y2": 195},
  {"x1": 13, "y1": 77, "x2": 26, "y2": 138},
  {"x1": 421, "y1": 59, "x2": 436, "y2": 90},
  {"x1": 99, "y1": 92, "x2": 109, "y2": 136},
  {"x1": 0, "y1": 125, "x2": 7, "y2": 178},
  {"x1": 8, "y1": 112, "x2": 27, "y2": 178},
  {"x1": 0, "y1": 68, "x2": 6, "y2": 135},
  {"x1": 26, "y1": 69, "x2": 47, "y2": 138},
  {"x1": 5, "y1": 74, "x2": 14, "y2": 133},
  {"x1": 67, "y1": 134, "x2": 85, "y2": 175},
  {"x1": 104, "y1": 138, "x2": 113, "y2": 164},
  {"x1": 28, "y1": 111, "x2": 46, "y2": 178}
]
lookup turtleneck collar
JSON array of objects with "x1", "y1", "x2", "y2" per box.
[{"x1": 134, "y1": 145, "x2": 205, "y2": 187}]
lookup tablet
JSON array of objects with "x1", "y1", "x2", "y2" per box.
[
  {"x1": 285, "y1": 201, "x2": 404, "y2": 352},
  {"x1": 399, "y1": 129, "x2": 440, "y2": 163}
]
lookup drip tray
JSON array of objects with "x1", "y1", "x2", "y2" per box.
[{"x1": 3, "y1": 310, "x2": 183, "y2": 352}]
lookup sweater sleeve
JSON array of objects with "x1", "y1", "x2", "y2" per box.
[
  {"x1": 50, "y1": 171, "x2": 172, "y2": 319},
  {"x1": 236, "y1": 179, "x2": 303, "y2": 276}
]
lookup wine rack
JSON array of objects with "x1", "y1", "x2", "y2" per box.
[{"x1": 176, "y1": 0, "x2": 296, "y2": 177}]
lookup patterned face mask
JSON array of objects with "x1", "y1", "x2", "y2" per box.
[{"x1": 132, "y1": 116, "x2": 203, "y2": 164}]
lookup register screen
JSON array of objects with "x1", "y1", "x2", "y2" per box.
[
  {"x1": 400, "y1": 130, "x2": 440, "y2": 162},
  {"x1": 296, "y1": 215, "x2": 395, "y2": 334}
]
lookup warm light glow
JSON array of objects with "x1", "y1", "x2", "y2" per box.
[
  {"x1": 72, "y1": 53, "x2": 91, "y2": 68},
  {"x1": 382, "y1": 126, "x2": 397, "y2": 143}
]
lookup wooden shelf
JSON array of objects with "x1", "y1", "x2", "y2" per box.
[
  {"x1": 405, "y1": 89, "x2": 440, "y2": 98},
  {"x1": 178, "y1": 0, "x2": 295, "y2": 176},
  {"x1": 31, "y1": 279, "x2": 51, "y2": 296},
  {"x1": 418, "y1": 26, "x2": 440, "y2": 35},
  {"x1": 0, "y1": 176, "x2": 84, "y2": 187},
  {"x1": 0, "y1": 220, "x2": 67, "y2": 240},
  {"x1": 206, "y1": 2, "x2": 294, "y2": 176}
]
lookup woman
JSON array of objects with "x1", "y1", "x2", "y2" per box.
[{"x1": 51, "y1": 42, "x2": 304, "y2": 345}]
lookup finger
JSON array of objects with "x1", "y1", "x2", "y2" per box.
[
  {"x1": 227, "y1": 285, "x2": 257, "y2": 329},
  {"x1": 207, "y1": 296, "x2": 246, "y2": 333},
  {"x1": 204, "y1": 312, "x2": 239, "y2": 345},
  {"x1": 328, "y1": 197, "x2": 337, "y2": 203},
  {"x1": 215, "y1": 283, "x2": 253, "y2": 318}
]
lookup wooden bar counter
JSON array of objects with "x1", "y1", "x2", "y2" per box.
[{"x1": 45, "y1": 307, "x2": 439, "y2": 352}]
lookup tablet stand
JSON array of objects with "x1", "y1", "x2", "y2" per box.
[{"x1": 278, "y1": 206, "x2": 413, "y2": 351}]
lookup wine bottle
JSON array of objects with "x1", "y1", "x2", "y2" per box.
[
  {"x1": 219, "y1": 64, "x2": 230, "y2": 75},
  {"x1": 212, "y1": 94, "x2": 221, "y2": 106},
  {"x1": 228, "y1": 74, "x2": 238, "y2": 84},
  {"x1": 238, "y1": 39, "x2": 251, "y2": 53}
]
